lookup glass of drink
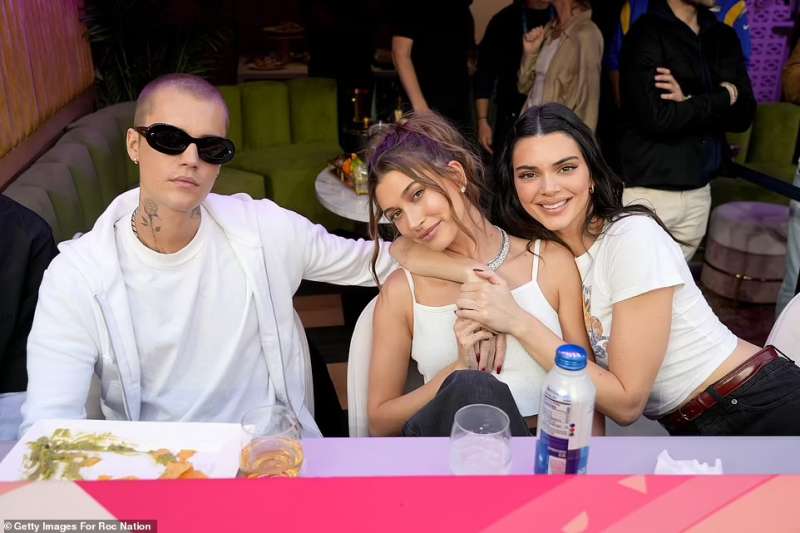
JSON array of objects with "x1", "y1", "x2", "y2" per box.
[
  {"x1": 240, "y1": 404, "x2": 304, "y2": 478},
  {"x1": 352, "y1": 156, "x2": 368, "y2": 196},
  {"x1": 449, "y1": 403, "x2": 512, "y2": 475}
]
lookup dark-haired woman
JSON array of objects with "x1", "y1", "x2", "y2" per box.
[
  {"x1": 394, "y1": 103, "x2": 800, "y2": 436},
  {"x1": 365, "y1": 111, "x2": 595, "y2": 437}
]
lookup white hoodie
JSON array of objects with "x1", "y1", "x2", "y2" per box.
[{"x1": 20, "y1": 189, "x2": 394, "y2": 437}]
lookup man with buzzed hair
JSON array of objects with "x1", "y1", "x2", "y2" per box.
[{"x1": 21, "y1": 73, "x2": 395, "y2": 437}]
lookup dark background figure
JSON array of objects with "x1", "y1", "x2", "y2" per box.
[
  {"x1": 618, "y1": 0, "x2": 756, "y2": 261},
  {"x1": 0, "y1": 195, "x2": 58, "y2": 439},
  {"x1": 301, "y1": 0, "x2": 374, "y2": 153},
  {"x1": 606, "y1": 0, "x2": 752, "y2": 108},
  {"x1": 391, "y1": 0, "x2": 476, "y2": 132},
  {"x1": 591, "y1": 0, "x2": 627, "y2": 172},
  {"x1": 598, "y1": 0, "x2": 751, "y2": 173},
  {"x1": 475, "y1": 0, "x2": 552, "y2": 156}
]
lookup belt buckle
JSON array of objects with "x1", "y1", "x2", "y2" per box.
[{"x1": 678, "y1": 401, "x2": 703, "y2": 422}]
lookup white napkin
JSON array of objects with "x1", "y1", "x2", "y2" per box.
[{"x1": 654, "y1": 450, "x2": 723, "y2": 475}]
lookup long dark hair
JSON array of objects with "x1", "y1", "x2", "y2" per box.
[
  {"x1": 493, "y1": 103, "x2": 679, "y2": 254},
  {"x1": 365, "y1": 112, "x2": 492, "y2": 285}
]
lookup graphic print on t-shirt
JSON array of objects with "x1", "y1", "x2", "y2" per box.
[{"x1": 582, "y1": 283, "x2": 608, "y2": 364}]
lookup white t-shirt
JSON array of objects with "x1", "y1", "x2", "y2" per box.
[
  {"x1": 115, "y1": 207, "x2": 275, "y2": 422},
  {"x1": 575, "y1": 215, "x2": 737, "y2": 417}
]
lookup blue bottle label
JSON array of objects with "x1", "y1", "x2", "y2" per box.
[
  {"x1": 535, "y1": 431, "x2": 589, "y2": 474},
  {"x1": 534, "y1": 386, "x2": 591, "y2": 474}
]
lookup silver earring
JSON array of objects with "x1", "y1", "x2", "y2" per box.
[
  {"x1": 460, "y1": 184, "x2": 466, "y2": 193},
  {"x1": 133, "y1": 159, "x2": 139, "y2": 166},
  {"x1": 589, "y1": 183, "x2": 595, "y2": 194}
]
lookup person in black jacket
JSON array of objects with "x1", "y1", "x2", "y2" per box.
[
  {"x1": 475, "y1": 0, "x2": 551, "y2": 155},
  {"x1": 0, "y1": 195, "x2": 57, "y2": 439},
  {"x1": 618, "y1": 0, "x2": 755, "y2": 260},
  {"x1": 392, "y1": 0, "x2": 475, "y2": 131}
]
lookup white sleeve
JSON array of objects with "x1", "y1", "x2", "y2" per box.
[
  {"x1": 601, "y1": 216, "x2": 685, "y2": 305},
  {"x1": 20, "y1": 259, "x2": 99, "y2": 436},
  {"x1": 291, "y1": 210, "x2": 397, "y2": 287}
]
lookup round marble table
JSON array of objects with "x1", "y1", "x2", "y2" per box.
[{"x1": 315, "y1": 166, "x2": 389, "y2": 224}]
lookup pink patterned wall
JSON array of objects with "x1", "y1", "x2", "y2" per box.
[{"x1": 748, "y1": 0, "x2": 798, "y2": 101}]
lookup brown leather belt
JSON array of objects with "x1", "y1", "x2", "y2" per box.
[{"x1": 659, "y1": 345, "x2": 779, "y2": 428}]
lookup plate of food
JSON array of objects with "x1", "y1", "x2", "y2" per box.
[
  {"x1": 0, "y1": 419, "x2": 245, "y2": 481},
  {"x1": 245, "y1": 55, "x2": 287, "y2": 71}
]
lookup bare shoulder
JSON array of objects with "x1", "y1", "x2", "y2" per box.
[
  {"x1": 374, "y1": 268, "x2": 413, "y2": 334},
  {"x1": 378, "y1": 269, "x2": 413, "y2": 305},
  {"x1": 540, "y1": 239, "x2": 576, "y2": 268},
  {"x1": 539, "y1": 240, "x2": 581, "y2": 287}
]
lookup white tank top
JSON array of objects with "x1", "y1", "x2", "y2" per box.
[{"x1": 404, "y1": 240, "x2": 562, "y2": 416}]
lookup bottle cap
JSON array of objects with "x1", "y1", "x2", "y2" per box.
[{"x1": 555, "y1": 344, "x2": 587, "y2": 371}]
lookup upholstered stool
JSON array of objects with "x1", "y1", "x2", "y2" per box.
[{"x1": 702, "y1": 201, "x2": 790, "y2": 303}]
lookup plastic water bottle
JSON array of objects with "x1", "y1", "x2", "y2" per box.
[{"x1": 534, "y1": 344, "x2": 596, "y2": 474}]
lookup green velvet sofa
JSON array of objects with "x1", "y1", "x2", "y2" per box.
[
  {"x1": 217, "y1": 79, "x2": 346, "y2": 230},
  {"x1": 4, "y1": 78, "x2": 348, "y2": 243},
  {"x1": 713, "y1": 102, "x2": 800, "y2": 207}
]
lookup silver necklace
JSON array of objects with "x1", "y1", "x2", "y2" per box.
[{"x1": 486, "y1": 227, "x2": 510, "y2": 271}]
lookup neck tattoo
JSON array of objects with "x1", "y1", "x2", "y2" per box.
[{"x1": 486, "y1": 227, "x2": 510, "y2": 271}]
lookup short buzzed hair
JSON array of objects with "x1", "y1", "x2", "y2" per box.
[{"x1": 133, "y1": 73, "x2": 229, "y2": 129}]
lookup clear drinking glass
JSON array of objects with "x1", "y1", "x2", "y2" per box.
[
  {"x1": 240, "y1": 404, "x2": 304, "y2": 478},
  {"x1": 449, "y1": 403, "x2": 512, "y2": 475}
]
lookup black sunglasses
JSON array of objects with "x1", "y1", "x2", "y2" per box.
[{"x1": 134, "y1": 123, "x2": 235, "y2": 165}]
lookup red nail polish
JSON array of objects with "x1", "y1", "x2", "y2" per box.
[{"x1": 496, "y1": 365, "x2": 502, "y2": 374}]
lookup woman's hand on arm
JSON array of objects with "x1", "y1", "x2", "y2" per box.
[
  {"x1": 456, "y1": 269, "x2": 563, "y2": 369},
  {"x1": 456, "y1": 269, "x2": 527, "y2": 334}
]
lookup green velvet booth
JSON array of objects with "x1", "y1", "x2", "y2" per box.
[
  {"x1": 4, "y1": 78, "x2": 349, "y2": 242},
  {"x1": 713, "y1": 102, "x2": 800, "y2": 207},
  {"x1": 218, "y1": 79, "x2": 347, "y2": 230},
  {"x1": 4, "y1": 101, "x2": 262, "y2": 243}
]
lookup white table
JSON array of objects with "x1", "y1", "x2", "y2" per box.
[
  {"x1": 315, "y1": 166, "x2": 389, "y2": 225},
  {"x1": 4, "y1": 437, "x2": 800, "y2": 476}
]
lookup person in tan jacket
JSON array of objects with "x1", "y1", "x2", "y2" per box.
[{"x1": 518, "y1": 0, "x2": 603, "y2": 130}]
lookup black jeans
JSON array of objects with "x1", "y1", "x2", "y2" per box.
[
  {"x1": 661, "y1": 356, "x2": 800, "y2": 436},
  {"x1": 401, "y1": 370, "x2": 531, "y2": 437}
]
